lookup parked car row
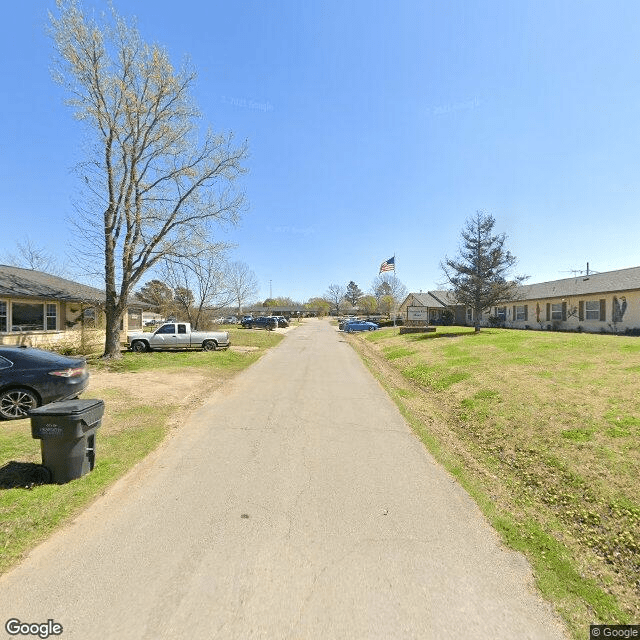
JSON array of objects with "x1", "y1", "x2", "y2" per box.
[{"x1": 241, "y1": 316, "x2": 289, "y2": 330}]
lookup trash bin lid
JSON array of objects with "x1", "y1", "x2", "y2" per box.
[{"x1": 29, "y1": 399, "x2": 104, "y2": 416}]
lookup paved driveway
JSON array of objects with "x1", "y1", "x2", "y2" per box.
[{"x1": 0, "y1": 319, "x2": 567, "y2": 639}]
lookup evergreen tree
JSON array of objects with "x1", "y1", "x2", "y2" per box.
[
  {"x1": 441, "y1": 211, "x2": 526, "y2": 332},
  {"x1": 345, "y1": 281, "x2": 363, "y2": 306}
]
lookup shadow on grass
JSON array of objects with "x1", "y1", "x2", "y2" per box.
[{"x1": 0, "y1": 461, "x2": 51, "y2": 489}]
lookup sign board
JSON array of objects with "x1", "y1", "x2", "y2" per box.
[{"x1": 407, "y1": 306, "x2": 430, "y2": 322}]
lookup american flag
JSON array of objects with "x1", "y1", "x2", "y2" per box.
[{"x1": 379, "y1": 256, "x2": 395, "y2": 273}]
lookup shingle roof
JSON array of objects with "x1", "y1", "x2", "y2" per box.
[
  {"x1": 408, "y1": 266, "x2": 640, "y2": 306},
  {"x1": 0, "y1": 265, "x2": 105, "y2": 303},
  {"x1": 404, "y1": 292, "x2": 450, "y2": 309},
  {"x1": 513, "y1": 266, "x2": 640, "y2": 301}
]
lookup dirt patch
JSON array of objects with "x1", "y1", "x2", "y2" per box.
[
  {"x1": 84, "y1": 369, "x2": 223, "y2": 435},
  {"x1": 86, "y1": 370, "x2": 214, "y2": 405}
]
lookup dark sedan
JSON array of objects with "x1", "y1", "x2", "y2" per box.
[
  {"x1": 0, "y1": 347, "x2": 89, "y2": 420},
  {"x1": 241, "y1": 316, "x2": 277, "y2": 330}
]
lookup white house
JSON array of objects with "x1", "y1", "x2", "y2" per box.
[{"x1": 400, "y1": 266, "x2": 640, "y2": 334}]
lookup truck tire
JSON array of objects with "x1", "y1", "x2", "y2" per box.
[
  {"x1": 202, "y1": 340, "x2": 218, "y2": 351},
  {"x1": 131, "y1": 340, "x2": 149, "y2": 353}
]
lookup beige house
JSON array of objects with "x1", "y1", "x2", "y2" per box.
[
  {"x1": 400, "y1": 266, "x2": 640, "y2": 334},
  {"x1": 0, "y1": 265, "x2": 144, "y2": 350}
]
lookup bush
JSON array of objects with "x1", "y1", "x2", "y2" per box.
[
  {"x1": 441, "y1": 309, "x2": 455, "y2": 326},
  {"x1": 376, "y1": 319, "x2": 404, "y2": 328}
]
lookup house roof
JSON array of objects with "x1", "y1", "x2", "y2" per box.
[
  {"x1": 513, "y1": 266, "x2": 640, "y2": 301},
  {"x1": 406, "y1": 266, "x2": 640, "y2": 307},
  {"x1": 0, "y1": 265, "x2": 105, "y2": 304},
  {"x1": 403, "y1": 291, "x2": 451, "y2": 309}
]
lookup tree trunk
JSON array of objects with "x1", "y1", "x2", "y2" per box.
[{"x1": 103, "y1": 303, "x2": 123, "y2": 359}]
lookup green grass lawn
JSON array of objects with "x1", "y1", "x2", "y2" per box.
[
  {"x1": 0, "y1": 327, "x2": 284, "y2": 574},
  {"x1": 353, "y1": 326, "x2": 639, "y2": 639}
]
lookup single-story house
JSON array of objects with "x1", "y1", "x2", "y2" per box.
[
  {"x1": 400, "y1": 265, "x2": 640, "y2": 334},
  {"x1": 399, "y1": 291, "x2": 464, "y2": 326},
  {"x1": 0, "y1": 264, "x2": 145, "y2": 348}
]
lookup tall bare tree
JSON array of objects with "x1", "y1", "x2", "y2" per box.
[
  {"x1": 441, "y1": 211, "x2": 526, "y2": 332},
  {"x1": 226, "y1": 261, "x2": 259, "y2": 315},
  {"x1": 325, "y1": 284, "x2": 346, "y2": 316},
  {"x1": 49, "y1": 1, "x2": 248, "y2": 357}
]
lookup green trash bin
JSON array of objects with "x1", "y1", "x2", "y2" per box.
[{"x1": 30, "y1": 399, "x2": 104, "y2": 484}]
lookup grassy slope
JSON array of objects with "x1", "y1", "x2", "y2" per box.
[{"x1": 351, "y1": 326, "x2": 639, "y2": 639}]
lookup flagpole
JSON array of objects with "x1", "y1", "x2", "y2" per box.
[{"x1": 393, "y1": 253, "x2": 397, "y2": 327}]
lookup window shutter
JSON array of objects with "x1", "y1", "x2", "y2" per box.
[
  {"x1": 600, "y1": 299, "x2": 606, "y2": 321},
  {"x1": 562, "y1": 301, "x2": 567, "y2": 321},
  {"x1": 546, "y1": 303, "x2": 550, "y2": 321},
  {"x1": 579, "y1": 301, "x2": 584, "y2": 321},
  {"x1": 513, "y1": 305, "x2": 516, "y2": 321},
  {"x1": 524, "y1": 305, "x2": 528, "y2": 321}
]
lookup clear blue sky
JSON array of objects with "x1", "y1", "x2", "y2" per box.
[{"x1": 2, "y1": 1, "x2": 640, "y2": 303}]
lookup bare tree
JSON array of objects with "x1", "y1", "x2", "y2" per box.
[
  {"x1": 2, "y1": 237, "x2": 61, "y2": 275},
  {"x1": 162, "y1": 244, "x2": 234, "y2": 329},
  {"x1": 370, "y1": 274, "x2": 407, "y2": 317},
  {"x1": 441, "y1": 211, "x2": 526, "y2": 332},
  {"x1": 49, "y1": 1, "x2": 248, "y2": 357},
  {"x1": 325, "y1": 284, "x2": 346, "y2": 316},
  {"x1": 226, "y1": 261, "x2": 259, "y2": 315}
]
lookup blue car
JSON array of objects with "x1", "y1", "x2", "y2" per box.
[{"x1": 343, "y1": 320, "x2": 378, "y2": 332}]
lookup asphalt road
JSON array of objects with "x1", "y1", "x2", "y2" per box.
[{"x1": 0, "y1": 319, "x2": 567, "y2": 639}]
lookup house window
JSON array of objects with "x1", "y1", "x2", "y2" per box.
[
  {"x1": 46, "y1": 304, "x2": 57, "y2": 331},
  {"x1": 551, "y1": 303, "x2": 563, "y2": 320},
  {"x1": 515, "y1": 305, "x2": 527, "y2": 321},
  {"x1": 585, "y1": 300, "x2": 600, "y2": 320},
  {"x1": 466, "y1": 308, "x2": 473, "y2": 323},
  {"x1": 5, "y1": 302, "x2": 59, "y2": 332},
  {"x1": 496, "y1": 307, "x2": 506, "y2": 321},
  {"x1": 11, "y1": 303, "x2": 45, "y2": 331}
]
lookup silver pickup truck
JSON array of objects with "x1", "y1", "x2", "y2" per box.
[{"x1": 126, "y1": 322, "x2": 230, "y2": 352}]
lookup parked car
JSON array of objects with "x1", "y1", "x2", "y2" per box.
[
  {"x1": 0, "y1": 347, "x2": 90, "y2": 420},
  {"x1": 273, "y1": 316, "x2": 289, "y2": 327},
  {"x1": 241, "y1": 316, "x2": 277, "y2": 330},
  {"x1": 342, "y1": 319, "x2": 378, "y2": 332},
  {"x1": 223, "y1": 316, "x2": 239, "y2": 324},
  {"x1": 338, "y1": 316, "x2": 357, "y2": 330},
  {"x1": 126, "y1": 322, "x2": 230, "y2": 351}
]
